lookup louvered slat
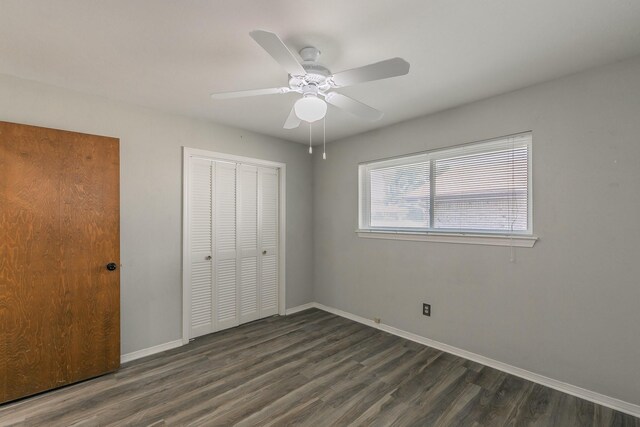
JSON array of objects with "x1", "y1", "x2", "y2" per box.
[
  {"x1": 216, "y1": 258, "x2": 237, "y2": 322},
  {"x1": 239, "y1": 165, "x2": 258, "y2": 251},
  {"x1": 238, "y1": 165, "x2": 259, "y2": 322},
  {"x1": 240, "y1": 258, "x2": 258, "y2": 316},
  {"x1": 190, "y1": 160, "x2": 212, "y2": 253},
  {"x1": 215, "y1": 162, "x2": 236, "y2": 252},
  {"x1": 214, "y1": 161, "x2": 238, "y2": 330},
  {"x1": 261, "y1": 254, "x2": 278, "y2": 311},
  {"x1": 189, "y1": 159, "x2": 213, "y2": 336},
  {"x1": 261, "y1": 169, "x2": 278, "y2": 248},
  {"x1": 260, "y1": 168, "x2": 279, "y2": 316},
  {"x1": 191, "y1": 261, "x2": 212, "y2": 328}
]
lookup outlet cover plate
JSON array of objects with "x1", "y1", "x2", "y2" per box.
[{"x1": 423, "y1": 303, "x2": 431, "y2": 317}]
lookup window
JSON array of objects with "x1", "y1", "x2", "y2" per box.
[{"x1": 359, "y1": 133, "x2": 533, "y2": 241}]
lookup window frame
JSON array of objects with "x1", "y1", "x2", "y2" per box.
[{"x1": 357, "y1": 132, "x2": 536, "y2": 246}]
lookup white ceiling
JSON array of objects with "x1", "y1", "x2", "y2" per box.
[{"x1": 1, "y1": 1, "x2": 640, "y2": 144}]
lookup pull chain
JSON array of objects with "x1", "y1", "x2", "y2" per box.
[
  {"x1": 308, "y1": 122, "x2": 313, "y2": 154},
  {"x1": 323, "y1": 116, "x2": 326, "y2": 160}
]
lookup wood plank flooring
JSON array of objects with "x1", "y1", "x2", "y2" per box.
[{"x1": 0, "y1": 308, "x2": 638, "y2": 426}]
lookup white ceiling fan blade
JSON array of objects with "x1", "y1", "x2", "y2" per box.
[
  {"x1": 325, "y1": 92, "x2": 384, "y2": 121},
  {"x1": 249, "y1": 30, "x2": 306, "y2": 76},
  {"x1": 330, "y1": 57, "x2": 410, "y2": 87},
  {"x1": 283, "y1": 105, "x2": 301, "y2": 129},
  {"x1": 210, "y1": 87, "x2": 289, "y2": 100}
]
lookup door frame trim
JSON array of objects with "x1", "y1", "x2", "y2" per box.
[{"x1": 181, "y1": 147, "x2": 287, "y2": 344}]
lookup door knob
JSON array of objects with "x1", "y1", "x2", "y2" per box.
[
  {"x1": 262, "y1": 250, "x2": 267, "y2": 255},
  {"x1": 205, "y1": 255, "x2": 212, "y2": 260},
  {"x1": 106, "y1": 263, "x2": 118, "y2": 271}
]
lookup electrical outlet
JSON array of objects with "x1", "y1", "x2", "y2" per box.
[{"x1": 422, "y1": 303, "x2": 431, "y2": 317}]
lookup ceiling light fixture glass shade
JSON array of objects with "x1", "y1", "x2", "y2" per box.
[{"x1": 294, "y1": 95, "x2": 327, "y2": 123}]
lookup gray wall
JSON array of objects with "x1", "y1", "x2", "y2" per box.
[
  {"x1": 313, "y1": 56, "x2": 640, "y2": 405},
  {"x1": 0, "y1": 74, "x2": 314, "y2": 355},
  {"x1": 2, "y1": 55, "x2": 640, "y2": 405}
]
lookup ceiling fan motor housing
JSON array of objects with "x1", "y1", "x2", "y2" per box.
[{"x1": 289, "y1": 46, "x2": 331, "y2": 90}]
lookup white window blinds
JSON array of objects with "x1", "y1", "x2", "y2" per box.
[
  {"x1": 370, "y1": 161, "x2": 430, "y2": 228},
  {"x1": 359, "y1": 133, "x2": 532, "y2": 235}
]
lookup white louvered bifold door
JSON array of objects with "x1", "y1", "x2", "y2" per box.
[
  {"x1": 187, "y1": 156, "x2": 279, "y2": 339},
  {"x1": 214, "y1": 161, "x2": 239, "y2": 331},
  {"x1": 259, "y1": 167, "x2": 279, "y2": 317},
  {"x1": 189, "y1": 159, "x2": 214, "y2": 338},
  {"x1": 237, "y1": 164, "x2": 260, "y2": 324}
]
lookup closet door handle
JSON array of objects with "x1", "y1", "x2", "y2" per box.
[
  {"x1": 205, "y1": 255, "x2": 212, "y2": 260},
  {"x1": 262, "y1": 250, "x2": 267, "y2": 255}
]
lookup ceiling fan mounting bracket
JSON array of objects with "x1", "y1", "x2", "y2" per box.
[{"x1": 299, "y1": 46, "x2": 321, "y2": 62}]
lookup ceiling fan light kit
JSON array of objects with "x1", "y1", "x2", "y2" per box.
[
  {"x1": 294, "y1": 95, "x2": 327, "y2": 123},
  {"x1": 210, "y1": 30, "x2": 410, "y2": 158}
]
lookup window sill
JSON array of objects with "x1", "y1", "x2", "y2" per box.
[{"x1": 355, "y1": 230, "x2": 538, "y2": 247}]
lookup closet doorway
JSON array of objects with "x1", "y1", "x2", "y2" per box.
[{"x1": 182, "y1": 148, "x2": 285, "y2": 342}]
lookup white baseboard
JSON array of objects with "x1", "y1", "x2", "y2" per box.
[
  {"x1": 120, "y1": 339, "x2": 184, "y2": 364},
  {"x1": 284, "y1": 302, "x2": 316, "y2": 315},
  {"x1": 311, "y1": 302, "x2": 640, "y2": 418}
]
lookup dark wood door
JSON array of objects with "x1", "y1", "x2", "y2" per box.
[{"x1": 0, "y1": 121, "x2": 120, "y2": 404}]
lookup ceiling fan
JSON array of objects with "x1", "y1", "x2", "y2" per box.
[{"x1": 210, "y1": 30, "x2": 410, "y2": 129}]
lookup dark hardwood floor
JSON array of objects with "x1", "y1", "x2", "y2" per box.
[{"x1": 0, "y1": 308, "x2": 638, "y2": 426}]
